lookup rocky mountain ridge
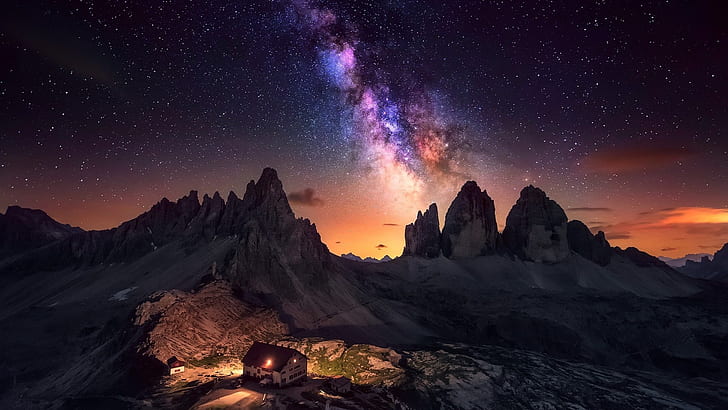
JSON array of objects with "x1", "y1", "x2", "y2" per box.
[
  {"x1": 2, "y1": 167, "x2": 727, "y2": 409},
  {"x1": 0, "y1": 206, "x2": 83, "y2": 258},
  {"x1": 0, "y1": 168, "x2": 331, "y2": 281},
  {"x1": 402, "y1": 181, "x2": 656, "y2": 267}
]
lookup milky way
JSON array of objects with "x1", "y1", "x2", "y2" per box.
[{"x1": 290, "y1": 0, "x2": 470, "y2": 200}]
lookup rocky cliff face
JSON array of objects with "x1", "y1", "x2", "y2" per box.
[
  {"x1": 188, "y1": 191, "x2": 225, "y2": 240},
  {"x1": 224, "y1": 168, "x2": 332, "y2": 298},
  {"x1": 134, "y1": 281, "x2": 288, "y2": 363},
  {"x1": 567, "y1": 220, "x2": 612, "y2": 266},
  {"x1": 403, "y1": 203, "x2": 441, "y2": 258},
  {"x1": 502, "y1": 186, "x2": 569, "y2": 263},
  {"x1": 440, "y1": 181, "x2": 498, "y2": 258}
]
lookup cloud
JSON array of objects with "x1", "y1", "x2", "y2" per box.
[
  {"x1": 605, "y1": 232, "x2": 632, "y2": 240},
  {"x1": 656, "y1": 207, "x2": 728, "y2": 225},
  {"x1": 375, "y1": 243, "x2": 388, "y2": 249},
  {"x1": 589, "y1": 207, "x2": 728, "y2": 248},
  {"x1": 661, "y1": 247, "x2": 677, "y2": 252},
  {"x1": 383, "y1": 223, "x2": 400, "y2": 226},
  {"x1": 581, "y1": 145, "x2": 693, "y2": 173},
  {"x1": 606, "y1": 208, "x2": 728, "y2": 233},
  {"x1": 568, "y1": 207, "x2": 613, "y2": 212},
  {"x1": 288, "y1": 188, "x2": 324, "y2": 207},
  {"x1": 699, "y1": 244, "x2": 722, "y2": 250}
]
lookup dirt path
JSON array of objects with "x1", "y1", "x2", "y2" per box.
[{"x1": 193, "y1": 388, "x2": 263, "y2": 409}]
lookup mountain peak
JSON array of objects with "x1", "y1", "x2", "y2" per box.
[
  {"x1": 441, "y1": 181, "x2": 498, "y2": 258},
  {"x1": 4, "y1": 205, "x2": 53, "y2": 221},
  {"x1": 242, "y1": 168, "x2": 293, "y2": 218},
  {"x1": 259, "y1": 167, "x2": 281, "y2": 183},
  {"x1": 519, "y1": 185, "x2": 547, "y2": 200},
  {"x1": 403, "y1": 203, "x2": 441, "y2": 258},
  {"x1": 503, "y1": 185, "x2": 569, "y2": 263},
  {"x1": 460, "y1": 180, "x2": 481, "y2": 193},
  {"x1": 0, "y1": 205, "x2": 83, "y2": 257}
]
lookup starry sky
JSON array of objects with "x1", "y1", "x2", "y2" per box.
[{"x1": 1, "y1": 0, "x2": 727, "y2": 258}]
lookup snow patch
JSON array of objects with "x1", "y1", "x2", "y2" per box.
[{"x1": 109, "y1": 286, "x2": 138, "y2": 302}]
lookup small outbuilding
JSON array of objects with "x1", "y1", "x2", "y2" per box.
[
  {"x1": 242, "y1": 342, "x2": 307, "y2": 387},
  {"x1": 329, "y1": 376, "x2": 352, "y2": 394},
  {"x1": 167, "y1": 357, "x2": 185, "y2": 375}
]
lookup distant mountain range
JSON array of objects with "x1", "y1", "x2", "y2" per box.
[
  {"x1": 340, "y1": 253, "x2": 393, "y2": 263},
  {"x1": 658, "y1": 253, "x2": 712, "y2": 268},
  {"x1": 677, "y1": 245, "x2": 728, "y2": 282}
]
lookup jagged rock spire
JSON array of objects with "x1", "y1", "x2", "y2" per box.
[{"x1": 403, "y1": 203, "x2": 441, "y2": 258}]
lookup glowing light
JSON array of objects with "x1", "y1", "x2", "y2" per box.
[{"x1": 265, "y1": 359, "x2": 272, "y2": 367}]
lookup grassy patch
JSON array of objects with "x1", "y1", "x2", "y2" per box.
[
  {"x1": 303, "y1": 343, "x2": 399, "y2": 384},
  {"x1": 187, "y1": 354, "x2": 227, "y2": 368}
]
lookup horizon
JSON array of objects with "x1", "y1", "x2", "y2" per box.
[
  {"x1": 3, "y1": 167, "x2": 726, "y2": 260},
  {"x1": 2, "y1": 1, "x2": 726, "y2": 259}
]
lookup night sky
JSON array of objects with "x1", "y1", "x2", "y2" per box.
[{"x1": 1, "y1": 0, "x2": 727, "y2": 258}]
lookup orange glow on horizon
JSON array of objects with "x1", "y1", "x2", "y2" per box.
[{"x1": 656, "y1": 207, "x2": 728, "y2": 225}]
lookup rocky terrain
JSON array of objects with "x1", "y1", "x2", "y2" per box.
[
  {"x1": 134, "y1": 281, "x2": 288, "y2": 364},
  {"x1": 401, "y1": 343, "x2": 728, "y2": 409},
  {"x1": 1, "y1": 167, "x2": 728, "y2": 409}
]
